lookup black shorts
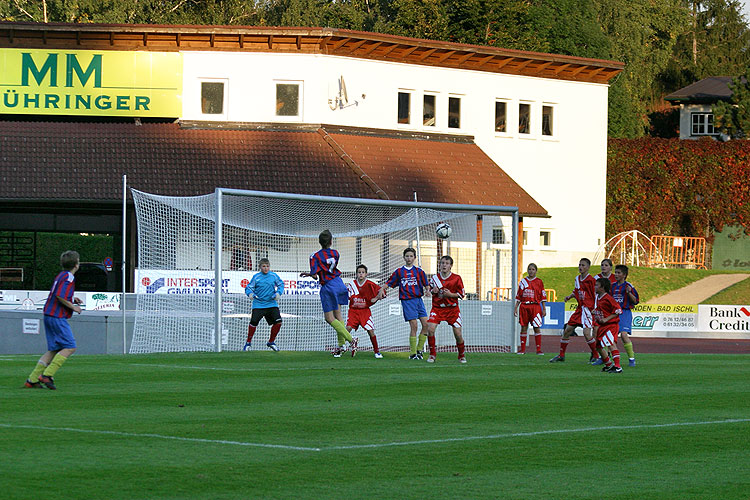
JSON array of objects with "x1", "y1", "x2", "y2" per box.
[{"x1": 250, "y1": 307, "x2": 282, "y2": 327}]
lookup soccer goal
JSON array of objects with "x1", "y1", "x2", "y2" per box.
[{"x1": 130, "y1": 188, "x2": 519, "y2": 354}]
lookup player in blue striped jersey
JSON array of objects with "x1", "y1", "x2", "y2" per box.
[
  {"x1": 380, "y1": 247, "x2": 430, "y2": 359},
  {"x1": 300, "y1": 230, "x2": 357, "y2": 357},
  {"x1": 612, "y1": 264, "x2": 640, "y2": 367}
]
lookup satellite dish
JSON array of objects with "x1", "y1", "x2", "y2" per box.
[{"x1": 340, "y1": 76, "x2": 348, "y2": 104}]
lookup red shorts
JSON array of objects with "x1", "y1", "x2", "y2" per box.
[
  {"x1": 596, "y1": 323, "x2": 619, "y2": 348},
  {"x1": 518, "y1": 303, "x2": 543, "y2": 327},
  {"x1": 346, "y1": 308, "x2": 374, "y2": 331},
  {"x1": 428, "y1": 307, "x2": 462, "y2": 328},
  {"x1": 568, "y1": 307, "x2": 593, "y2": 329}
]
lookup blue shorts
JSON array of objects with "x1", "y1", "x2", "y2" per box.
[
  {"x1": 44, "y1": 316, "x2": 77, "y2": 350},
  {"x1": 401, "y1": 298, "x2": 427, "y2": 321},
  {"x1": 619, "y1": 309, "x2": 633, "y2": 334},
  {"x1": 320, "y1": 277, "x2": 349, "y2": 313}
]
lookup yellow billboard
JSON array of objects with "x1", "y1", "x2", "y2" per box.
[{"x1": 0, "y1": 49, "x2": 182, "y2": 117}]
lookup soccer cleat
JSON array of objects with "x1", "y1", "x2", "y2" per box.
[
  {"x1": 332, "y1": 348, "x2": 342, "y2": 358},
  {"x1": 266, "y1": 341, "x2": 280, "y2": 352},
  {"x1": 350, "y1": 337, "x2": 359, "y2": 357},
  {"x1": 589, "y1": 354, "x2": 598, "y2": 363},
  {"x1": 608, "y1": 366, "x2": 623, "y2": 374},
  {"x1": 516, "y1": 351, "x2": 526, "y2": 355},
  {"x1": 408, "y1": 354, "x2": 418, "y2": 360},
  {"x1": 536, "y1": 352, "x2": 544, "y2": 356},
  {"x1": 38, "y1": 374, "x2": 56, "y2": 390},
  {"x1": 549, "y1": 355, "x2": 565, "y2": 363},
  {"x1": 629, "y1": 358, "x2": 636, "y2": 367},
  {"x1": 23, "y1": 379, "x2": 43, "y2": 389},
  {"x1": 374, "y1": 352, "x2": 383, "y2": 359},
  {"x1": 427, "y1": 355, "x2": 436, "y2": 363},
  {"x1": 242, "y1": 342, "x2": 252, "y2": 351},
  {"x1": 415, "y1": 350, "x2": 424, "y2": 360},
  {"x1": 591, "y1": 358, "x2": 604, "y2": 366},
  {"x1": 458, "y1": 356, "x2": 467, "y2": 364},
  {"x1": 602, "y1": 365, "x2": 612, "y2": 372}
]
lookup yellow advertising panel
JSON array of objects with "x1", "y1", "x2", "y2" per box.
[{"x1": 0, "y1": 49, "x2": 182, "y2": 117}]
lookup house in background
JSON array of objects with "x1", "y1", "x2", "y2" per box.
[{"x1": 665, "y1": 76, "x2": 734, "y2": 140}]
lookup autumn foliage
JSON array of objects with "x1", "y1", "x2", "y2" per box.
[{"x1": 606, "y1": 138, "x2": 750, "y2": 241}]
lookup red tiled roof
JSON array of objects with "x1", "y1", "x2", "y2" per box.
[{"x1": 0, "y1": 121, "x2": 546, "y2": 216}]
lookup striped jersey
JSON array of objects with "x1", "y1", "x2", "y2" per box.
[
  {"x1": 516, "y1": 276, "x2": 547, "y2": 304},
  {"x1": 611, "y1": 281, "x2": 639, "y2": 310},
  {"x1": 309, "y1": 248, "x2": 341, "y2": 285},
  {"x1": 43, "y1": 270, "x2": 76, "y2": 318},
  {"x1": 387, "y1": 265, "x2": 429, "y2": 300},
  {"x1": 430, "y1": 272, "x2": 464, "y2": 308},
  {"x1": 573, "y1": 274, "x2": 596, "y2": 309}
]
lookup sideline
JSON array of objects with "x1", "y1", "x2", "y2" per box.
[{"x1": 2, "y1": 418, "x2": 748, "y2": 453}]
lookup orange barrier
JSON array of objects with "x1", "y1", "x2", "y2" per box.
[
  {"x1": 649, "y1": 235, "x2": 707, "y2": 269},
  {"x1": 489, "y1": 287, "x2": 556, "y2": 302}
]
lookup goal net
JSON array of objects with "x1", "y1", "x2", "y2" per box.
[{"x1": 130, "y1": 189, "x2": 518, "y2": 354}]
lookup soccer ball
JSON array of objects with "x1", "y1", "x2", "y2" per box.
[{"x1": 435, "y1": 222, "x2": 452, "y2": 239}]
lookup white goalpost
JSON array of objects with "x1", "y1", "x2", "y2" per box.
[{"x1": 130, "y1": 188, "x2": 519, "y2": 354}]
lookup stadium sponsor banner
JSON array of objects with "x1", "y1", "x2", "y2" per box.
[
  {"x1": 697, "y1": 305, "x2": 750, "y2": 334},
  {"x1": 84, "y1": 292, "x2": 121, "y2": 311},
  {"x1": 135, "y1": 270, "x2": 320, "y2": 295},
  {"x1": 0, "y1": 48, "x2": 182, "y2": 117},
  {"x1": 562, "y1": 302, "x2": 698, "y2": 333}
]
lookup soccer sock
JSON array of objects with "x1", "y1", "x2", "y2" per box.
[
  {"x1": 624, "y1": 342, "x2": 635, "y2": 359},
  {"x1": 330, "y1": 320, "x2": 352, "y2": 344},
  {"x1": 586, "y1": 337, "x2": 599, "y2": 358},
  {"x1": 602, "y1": 355, "x2": 612, "y2": 367},
  {"x1": 246, "y1": 324, "x2": 257, "y2": 343},
  {"x1": 612, "y1": 349, "x2": 621, "y2": 368},
  {"x1": 269, "y1": 323, "x2": 281, "y2": 343},
  {"x1": 534, "y1": 333, "x2": 542, "y2": 353},
  {"x1": 28, "y1": 359, "x2": 48, "y2": 383},
  {"x1": 428, "y1": 335, "x2": 437, "y2": 356},
  {"x1": 369, "y1": 334, "x2": 380, "y2": 353},
  {"x1": 560, "y1": 339, "x2": 570, "y2": 356},
  {"x1": 42, "y1": 353, "x2": 68, "y2": 377},
  {"x1": 519, "y1": 333, "x2": 527, "y2": 353},
  {"x1": 409, "y1": 336, "x2": 418, "y2": 355},
  {"x1": 456, "y1": 342, "x2": 465, "y2": 358},
  {"x1": 417, "y1": 333, "x2": 427, "y2": 353}
]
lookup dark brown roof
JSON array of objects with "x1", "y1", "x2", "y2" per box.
[
  {"x1": 0, "y1": 121, "x2": 546, "y2": 216},
  {"x1": 665, "y1": 76, "x2": 735, "y2": 104},
  {"x1": 0, "y1": 22, "x2": 623, "y2": 85}
]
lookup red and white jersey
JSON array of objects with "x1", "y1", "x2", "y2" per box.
[
  {"x1": 347, "y1": 279, "x2": 380, "y2": 310},
  {"x1": 594, "y1": 273, "x2": 617, "y2": 285},
  {"x1": 516, "y1": 277, "x2": 547, "y2": 304},
  {"x1": 573, "y1": 274, "x2": 596, "y2": 309},
  {"x1": 430, "y1": 272, "x2": 464, "y2": 308},
  {"x1": 592, "y1": 292, "x2": 622, "y2": 326}
]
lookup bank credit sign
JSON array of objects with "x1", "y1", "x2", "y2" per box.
[{"x1": 0, "y1": 49, "x2": 182, "y2": 116}]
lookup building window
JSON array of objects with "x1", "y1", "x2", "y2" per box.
[
  {"x1": 276, "y1": 82, "x2": 300, "y2": 117},
  {"x1": 495, "y1": 101, "x2": 507, "y2": 132},
  {"x1": 540, "y1": 231, "x2": 551, "y2": 247},
  {"x1": 492, "y1": 227, "x2": 505, "y2": 245},
  {"x1": 448, "y1": 97, "x2": 461, "y2": 128},
  {"x1": 691, "y1": 113, "x2": 715, "y2": 135},
  {"x1": 201, "y1": 81, "x2": 225, "y2": 115},
  {"x1": 423, "y1": 94, "x2": 436, "y2": 126},
  {"x1": 542, "y1": 105, "x2": 554, "y2": 136},
  {"x1": 519, "y1": 103, "x2": 531, "y2": 134},
  {"x1": 398, "y1": 92, "x2": 411, "y2": 124},
  {"x1": 522, "y1": 231, "x2": 528, "y2": 246}
]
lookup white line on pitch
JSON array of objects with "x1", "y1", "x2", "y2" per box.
[
  {"x1": 2, "y1": 418, "x2": 747, "y2": 453},
  {"x1": 325, "y1": 418, "x2": 750, "y2": 450},
  {"x1": 0, "y1": 423, "x2": 321, "y2": 451},
  {"x1": 130, "y1": 362, "x2": 508, "y2": 372}
]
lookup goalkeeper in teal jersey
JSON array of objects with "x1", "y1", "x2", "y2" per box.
[{"x1": 243, "y1": 258, "x2": 285, "y2": 351}]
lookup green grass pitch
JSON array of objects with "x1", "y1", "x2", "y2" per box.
[{"x1": 2, "y1": 351, "x2": 749, "y2": 499}]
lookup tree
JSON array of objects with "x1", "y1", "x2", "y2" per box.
[{"x1": 713, "y1": 70, "x2": 750, "y2": 138}]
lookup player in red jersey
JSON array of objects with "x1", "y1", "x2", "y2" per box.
[
  {"x1": 592, "y1": 277, "x2": 623, "y2": 373},
  {"x1": 550, "y1": 258, "x2": 600, "y2": 363},
  {"x1": 594, "y1": 258, "x2": 617, "y2": 285},
  {"x1": 425, "y1": 255, "x2": 466, "y2": 363},
  {"x1": 346, "y1": 264, "x2": 385, "y2": 359},
  {"x1": 514, "y1": 263, "x2": 546, "y2": 355}
]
